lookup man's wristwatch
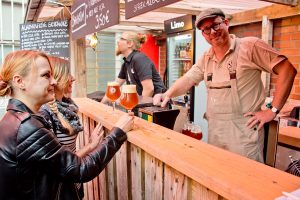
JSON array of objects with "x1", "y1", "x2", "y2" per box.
[{"x1": 270, "y1": 105, "x2": 280, "y2": 114}]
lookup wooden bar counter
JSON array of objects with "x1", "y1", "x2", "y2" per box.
[
  {"x1": 279, "y1": 126, "x2": 300, "y2": 149},
  {"x1": 74, "y1": 98, "x2": 300, "y2": 200}
]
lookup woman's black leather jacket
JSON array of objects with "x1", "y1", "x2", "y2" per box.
[{"x1": 0, "y1": 99, "x2": 127, "y2": 200}]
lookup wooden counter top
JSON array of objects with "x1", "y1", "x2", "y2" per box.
[
  {"x1": 74, "y1": 97, "x2": 300, "y2": 200},
  {"x1": 279, "y1": 126, "x2": 300, "y2": 149}
]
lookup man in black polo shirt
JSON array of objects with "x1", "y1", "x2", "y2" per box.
[{"x1": 102, "y1": 31, "x2": 166, "y2": 103}]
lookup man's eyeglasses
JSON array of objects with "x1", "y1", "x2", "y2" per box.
[{"x1": 201, "y1": 21, "x2": 224, "y2": 35}]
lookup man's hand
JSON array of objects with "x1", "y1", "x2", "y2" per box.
[
  {"x1": 244, "y1": 109, "x2": 277, "y2": 130},
  {"x1": 153, "y1": 93, "x2": 170, "y2": 107},
  {"x1": 101, "y1": 95, "x2": 110, "y2": 104}
]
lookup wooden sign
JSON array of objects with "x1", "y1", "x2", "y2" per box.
[
  {"x1": 125, "y1": 0, "x2": 181, "y2": 19},
  {"x1": 71, "y1": 0, "x2": 119, "y2": 40},
  {"x1": 20, "y1": 20, "x2": 70, "y2": 60}
]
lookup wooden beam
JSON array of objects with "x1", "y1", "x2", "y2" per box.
[
  {"x1": 56, "y1": 0, "x2": 73, "y2": 7},
  {"x1": 70, "y1": 38, "x2": 87, "y2": 97},
  {"x1": 259, "y1": 0, "x2": 298, "y2": 6},
  {"x1": 261, "y1": 15, "x2": 272, "y2": 98},
  {"x1": 119, "y1": 21, "x2": 164, "y2": 29},
  {"x1": 24, "y1": 0, "x2": 34, "y2": 21},
  {"x1": 33, "y1": 0, "x2": 47, "y2": 21},
  {"x1": 119, "y1": 21, "x2": 163, "y2": 27},
  {"x1": 230, "y1": 3, "x2": 300, "y2": 26},
  {"x1": 53, "y1": 7, "x2": 71, "y2": 20},
  {"x1": 119, "y1": 2, "x2": 201, "y2": 15}
]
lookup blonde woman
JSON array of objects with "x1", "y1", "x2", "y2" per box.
[
  {"x1": 0, "y1": 50, "x2": 134, "y2": 199},
  {"x1": 102, "y1": 31, "x2": 166, "y2": 103},
  {"x1": 40, "y1": 57, "x2": 101, "y2": 155},
  {"x1": 39, "y1": 56, "x2": 106, "y2": 199}
]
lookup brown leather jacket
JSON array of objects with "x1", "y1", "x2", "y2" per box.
[{"x1": 0, "y1": 99, "x2": 127, "y2": 200}]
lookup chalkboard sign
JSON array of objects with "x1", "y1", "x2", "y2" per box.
[
  {"x1": 71, "y1": 0, "x2": 119, "y2": 40},
  {"x1": 125, "y1": 0, "x2": 181, "y2": 19},
  {"x1": 20, "y1": 20, "x2": 70, "y2": 60}
]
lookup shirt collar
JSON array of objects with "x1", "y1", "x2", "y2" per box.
[
  {"x1": 123, "y1": 50, "x2": 138, "y2": 63},
  {"x1": 206, "y1": 34, "x2": 237, "y2": 59}
]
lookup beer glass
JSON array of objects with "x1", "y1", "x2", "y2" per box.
[
  {"x1": 191, "y1": 124, "x2": 203, "y2": 140},
  {"x1": 120, "y1": 85, "x2": 138, "y2": 113},
  {"x1": 105, "y1": 81, "x2": 121, "y2": 112}
]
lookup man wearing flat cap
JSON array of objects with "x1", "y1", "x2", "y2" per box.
[{"x1": 154, "y1": 8, "x2": 297, "y2": 162}]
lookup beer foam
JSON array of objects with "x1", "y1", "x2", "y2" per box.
[
  {"x1": 107, "y1": 81, "x2": 119, "y2": 86},
  {"x1": 122, "y1": 85, "x2": 137, "y2": 93}
]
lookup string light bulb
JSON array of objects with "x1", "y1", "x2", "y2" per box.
[{"x1": 86, "y1": 33, "x2": 98, "y2": 51}]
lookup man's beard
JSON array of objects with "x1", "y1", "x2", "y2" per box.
[{"x1": 116, "y1": 47, "x2": 122, "y2": 56}]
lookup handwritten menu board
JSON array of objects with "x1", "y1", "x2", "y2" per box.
[
  {"x1": 71, "y1": 0, "x2": 119, "y2": 40},
  {"x1": 20, "y1": 20, "x2": 70, "y2": 60},
  {"x1": 125, "y1": 0, "x2": 181, "y2": 19}
]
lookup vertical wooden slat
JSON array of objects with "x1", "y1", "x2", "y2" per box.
[
  {"x1": 190, "y1": 180, "x2": 221, "y2": 200},
  {"x1": 98, "y1": 170, "x2": 107, "y2": 200},
  {"x1": 78, "y1": 113, "x2": 88, "y2": 200},
  {"x1": 116, "y1": 142, "x2": 129, "y2": 200},
  {"x1": 144, "y1": 153, "x2": 163, "y2": 200},
  {"x1": 107, "y1": 128, "x2": 117, "y2": 200},
  {"x1": 130, "y1": 144, "x2": 143, "y2": 200},
  {"x1": 89, "y1": 120, "x2": 100, "y2": 200},
  {"x1": 98, "y1": 128, "x2": 107, "y2": 200},
  {"x1": 83, "y1": 115, "x2": 94, "y2": 200},
  {"x1": 76, "y1": 113, "x2": 83, "y2": 151},
  {"x1": 70, "y1": 38, "x2": 87, "y2": 97},
  {"x1": 107, "y1": 157, "x2": 116, "y2": 200},
  {"x1": 164, "y1": 165, "x2": 188, "y2": 200},
  {"x1": 261, "y1": 15, "x2": 273, "y2": 97}
]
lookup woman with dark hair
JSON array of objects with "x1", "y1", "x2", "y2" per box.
[{"x1": 0, "y1": 50, "x2": 134, "y2": 199}]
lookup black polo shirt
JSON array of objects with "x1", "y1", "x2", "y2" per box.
[{"x1": 118, "y1": 50, "x2": 166, "y2": 96}]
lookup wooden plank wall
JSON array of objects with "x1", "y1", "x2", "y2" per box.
[
  {"x1": 78, "y1": 114, "x2": 227, "y2": 200},
  {"x1": 74, "y1": 98, "x2": 300, "y2": 200}
]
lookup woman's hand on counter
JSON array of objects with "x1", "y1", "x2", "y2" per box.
[{"x1": 115, "y1": 112, "x2": 134, "y2": 132}]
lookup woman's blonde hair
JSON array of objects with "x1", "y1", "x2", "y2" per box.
[
  {"x1": 47, "y1": 56, "x2": 74, "y2": 135},
  {"x1": 125, "y1": 31, "x2": 147, "y2": 50},
  {"x1": 48, "y1": 56, "x2": 71, "y2": 93},
  {"x1": 0, "y1": 50, "x2": 51, "y2": 96}
]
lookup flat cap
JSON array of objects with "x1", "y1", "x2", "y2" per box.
[{"x1": 195, "y1": 8, "x2": 225, "y2": 29}]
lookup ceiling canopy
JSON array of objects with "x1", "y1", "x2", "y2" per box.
[{"x1": 25, "y1": 0, "x2": 299, "y2": 33}]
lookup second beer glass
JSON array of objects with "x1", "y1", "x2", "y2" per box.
[
  {"x1": 120, "y1": 85, "x2": 138, "y2": 113},
  {"x1": 105, "y1": 81, "x2": 121, "y2": 112}
]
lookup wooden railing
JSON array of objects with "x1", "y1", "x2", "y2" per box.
[{"x1": 74, "y1": 98, "x2": 300, "y2": 200}]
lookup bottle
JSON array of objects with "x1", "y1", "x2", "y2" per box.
[
  {"x1": 180, "y1": 43, "x2": 187, "y2": 58},
  {"x1": 186, "y1": 42, "x2": 192, "y2": 58},
  {"x1": 175, "y1": 45, "x2": 180, "y2": 58}
]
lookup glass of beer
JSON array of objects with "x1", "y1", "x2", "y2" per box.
[
  {"x1": 191, "y1": 124, "x2": 203, "y2": 140},
  {"x1": 105, "y1": 81, "x2": 121, "y2": 112},
  {"x1": 119, "y1": 85, "x2": 138, "y2": 113}
]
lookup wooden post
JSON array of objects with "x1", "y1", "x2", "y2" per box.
[
  {"x1": 261, "y1": 15, "x2": 273, "y2": 97},
  {"x1": 70, "y1": 37, "x2": 87, "y2": 97},
  {"x1": 261, "y1": 15, "x2": 278, "y2": 167}
]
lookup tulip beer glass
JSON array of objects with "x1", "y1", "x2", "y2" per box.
[
  {"x1": 120, "y1": 85, "x2": 138, "y2": 113},
  {"x1": 105, "y1": 81, "x2": 121, "y2": 112}
]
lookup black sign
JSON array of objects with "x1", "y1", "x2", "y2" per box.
[
  {"x1": 125, "y1": 0, "x2": 181, "y2": 19},
  {"x1": 71, "y1": 0, "x2": 119, "y2": 40},
  {"x1": 20, "y1": 20, "x2": 70, "y2": 60},
  {"x1": 164, "y1": 15, "x2": 195, "y2": 34}
]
